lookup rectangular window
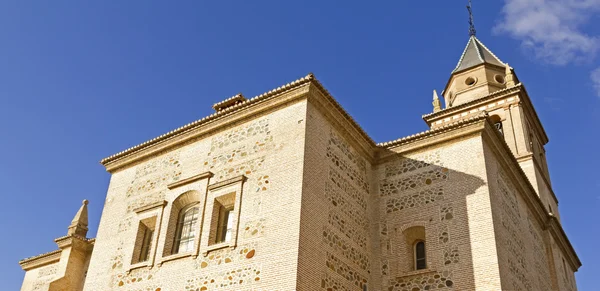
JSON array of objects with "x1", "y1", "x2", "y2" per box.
[
  {"x1": 216, "y1": 206, "x2": 234, "y2": 243},
  {"x1": 203, "y1": 175, "x2": 246, "y2": 256},
  {"x1": 131, "y1": 217, "x2": 157, "y2": 265},
  {"x1": 138, "y1": 228, "x2": 154, "y2": 262},
  {"x1": 209, "y1": 192, "x2": 236, "y2": 246}
]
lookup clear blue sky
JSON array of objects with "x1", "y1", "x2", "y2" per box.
[{"x1": 1, "y1": 1, "x2": 598, "y2": 290}]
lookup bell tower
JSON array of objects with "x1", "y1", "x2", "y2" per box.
[{"x1": 423, "y1": 5, "x2": 559, "y2": 220}]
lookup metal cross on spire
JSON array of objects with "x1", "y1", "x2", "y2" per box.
[{"x1": 467, "y1": 0, "x2": 477, "y2": 36}]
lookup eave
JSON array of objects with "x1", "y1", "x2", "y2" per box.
[
  {"x1": 100, "y1": 74, "x2": 377, "y2": 172},
  {"x1": 19, "y1": 249, "x2": 61, "y2": 271}
]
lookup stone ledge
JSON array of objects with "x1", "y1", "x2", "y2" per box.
[
  {"x1": 207, "y1": 175, "x2": 246, "y2": 191},
  {"x1": 133, "y1": 200, "x2": 167, "y2": 213},
  {"x1": 167, "y1": 172, "x2": 214, "y2": 190}
]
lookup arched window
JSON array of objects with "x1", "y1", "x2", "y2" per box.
[
  {"x1": 490, "y1": 115, "x2": 503, "y2": 137},
  {"x1": 414, "y1": 241, "x2": 427, "y2": 270},
  {"x1": 173, "y1": 205, "x2": 199, "y2": 254}
]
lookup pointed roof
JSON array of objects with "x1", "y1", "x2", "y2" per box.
[
  {"x1": 452, "y1": 36, "x2": 504, "y2": 73},
  {"x1": 67, "y1": 200, "x2": 89, "y2": 237}
]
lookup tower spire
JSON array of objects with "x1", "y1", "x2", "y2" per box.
[
  {"x1": 467, "y1": 0, "x2": 476, "y2": 37},
  {"x1": 67, "y1": 199, "x2": 89, "y2": 237}
]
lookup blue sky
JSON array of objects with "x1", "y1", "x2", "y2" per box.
[{"x1": 1, "y1": 1, "x2": 598, "y2": 289}]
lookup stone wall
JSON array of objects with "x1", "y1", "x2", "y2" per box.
[
  {"x1": 483, "y1": 139, "x2": 578, "y2": 291},
  {"x1": 296, "y1": 102, "x2": 371, "y2": 291},
  {"x1": 83, "y1": 100, "x2": 309, "y2": 291},
  {"x1": 377, "y1": 136, "x2": 497, "y2": 291},
  {"x1": 20, "y1": 263, "x2": 59, "y2": 291}
]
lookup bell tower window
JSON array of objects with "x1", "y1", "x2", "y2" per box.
[{"x1": 490, "y1": 115, "x2": 504, "y2": 137}]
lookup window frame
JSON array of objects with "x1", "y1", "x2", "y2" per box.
[
  {"x1": 129, "y1": 200, "x2": 167, "y2": 270},
  {"x1": 201, "y1": 175, "x2": 246, "y2": 256},
  {"x1": 414, "y1": 240, "x2": 427, "y2": 270},
  {"x1": 172, "y1": 203, "x2": 200, "y2": 255}
]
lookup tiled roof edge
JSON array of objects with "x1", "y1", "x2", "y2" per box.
[
  {"x1": 377, "y1": 113, "x2": 488, "y2": 148},
  {"x1": 19, "y1": 249, "x2": 61, "y2": 265},
  {"x1": 100, "y1": 73, "x2": 315, "y2": 165}
]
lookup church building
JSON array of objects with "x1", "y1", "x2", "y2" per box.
[{"x1": 19, "y1": 28, "x2": 581, "y2": 291}]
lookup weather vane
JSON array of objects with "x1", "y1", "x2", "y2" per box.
[{"x1": 467, "y1": 0, "x2": 477, "y2": 36}]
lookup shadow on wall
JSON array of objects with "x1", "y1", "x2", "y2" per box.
[{"x1": 377, "y1": 151, "x2": 486, "y2": 291}]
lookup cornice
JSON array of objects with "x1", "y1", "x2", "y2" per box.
[
  {"x1": 167, "y1": 172, "x2": 214, "y2": 190},
  {"x1": 101, "y1": 73, "x2": 379, "y2": 172},
  {"x1": 378, "y1": 113, "x2": 489, "y2": 149},
  {"x1": 423, "y1": 84, "x2": 523, "y2": 121},
  {"x1": 481, "y1": 120, "x2": 581, "y2": 270},
  {"x1": 208, "y1": 175, "x2": 246, "y2": 191},
  {"x1": 101, "y1": 73, "x2": 315, "y2": 168},
  {"x1": 102, "y1": 78, "x2": 312, "y2": 172},
  {"x1": 19, "y1": 249, "x2": 61, "y2": 270}
]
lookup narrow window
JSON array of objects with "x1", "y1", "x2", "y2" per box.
[
  {"x1": 216, "y1": 205, "x2": 234, "y2": 243},
  {"x1": 131, "y1": 216, "x2": 157, "y2": 265},
  {"x1": 415, "y1": 241, "x2": 426, "y2": 270},
  {"x1": 138, "y1": 227, "x2": 154, "y2": 262},
  {"x1": 209, "y1": 192, "x2": 237, "y2": 246},
  {"x1": 495, "y1": 122, "x2": 504, "y2": 136},
  {"x1": 490, "y1": 115, "x2": 503, "y2": 137},
  {"x1": 173, "y1": 205, "x2": 199, "y2": 254},
  {"x1": 563, "y1": 258, "x2": 568, "y2": 280}
]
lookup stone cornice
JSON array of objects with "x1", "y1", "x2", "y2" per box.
[
  {"x1": 481, "y1": 120, "x2": 581, "y2": 270},
  {"x1": 101, "y1": 74, "x2": 315, "y2": 169},
  {"x1": 208, "y1": 175, "x2": 246, "y2": 191},
  {"x1": 423, "y1": 84, "x2": 523, "y2": 121},
  {"x1": 19, "y1": 249, "x2": 61, "y2": 271},
  {"x1": 101, "y1": 77, "x2": 313, "y2": 172},
  {"x1": 101, "y1": 73, "x2": 379, "y2": 172},
  {"x1": 167, "y1": 172, "x2": 214, "y2": 190},
  {"x1": 378, "y1": 113, "x2": 489, "y2": 149},
  {"x1": 54, "y1": 234, "x2": 95, "y2": 250}
]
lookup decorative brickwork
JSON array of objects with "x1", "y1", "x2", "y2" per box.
[
  {"x1": 380, "y1": 168, "x2": 448, "y2": 197},
  {"x1": 37, "y1": 264, "x2": 58, "y2": 278},
  {"x1": 385, "y1": 153, "x2": 441, "y2": 177},
  {"x1": 388, "y1": 271, "x2": 454, "y2": 291},
  {"x1": 209, "y1": 119, "x2": 269, "y2": 151},
  {"x1": 321, "y1": 273, "x2": 351, "y2": 291},
  {"x1": 325, "y1": 252, "x2": 368, "y2": 289},
  {"x1": 242, "y1": 219, "x2": 265, "y2": 239},
  {"x1": 195, "y1": 244, "x2": 257, "y2": 269},
  {"x1": 322, "y1": 227, "x2": 370, "y2": 271},
  {"x1": 385, "y1": 186, "x2": 444, "y2": 213},
  {"x1": 184, "y1": 265, "x2": 262, "y2": 290},
  {"x1": 127, "y1": 154, "x2": 182, "y2": 198}
]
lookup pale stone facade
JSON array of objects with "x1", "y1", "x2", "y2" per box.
[{"x1": 20, "y1": 35, "x2": 581, "y2": 291}]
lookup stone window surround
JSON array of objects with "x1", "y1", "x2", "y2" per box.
[
  {"x1": 128, "y1": 200, "x2": 167, "y2": 272},
  {"x1": 201, "y1": 175, "x2": 246, "y2": 256},
  {"x1": 157, "y1": 172, "x2": 213, "y2": 266}
]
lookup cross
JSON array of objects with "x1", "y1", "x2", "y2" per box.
[{"x1": 467, "y1": 0, "x2": 477, "y2": 36}]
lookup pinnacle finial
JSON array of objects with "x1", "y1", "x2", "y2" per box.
[
  {"x1": 432, "y1": 90, "x2": 442, "y2": 112},
  {"x1": 505, "y1": 63, "x2": 516, "y2": 87},
  {"x1": 68, "y1": 199, "x2": 89, "y2": 237},
  {"x1": 467, "y1": 0, "x2": 477, "y2": 37}
]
